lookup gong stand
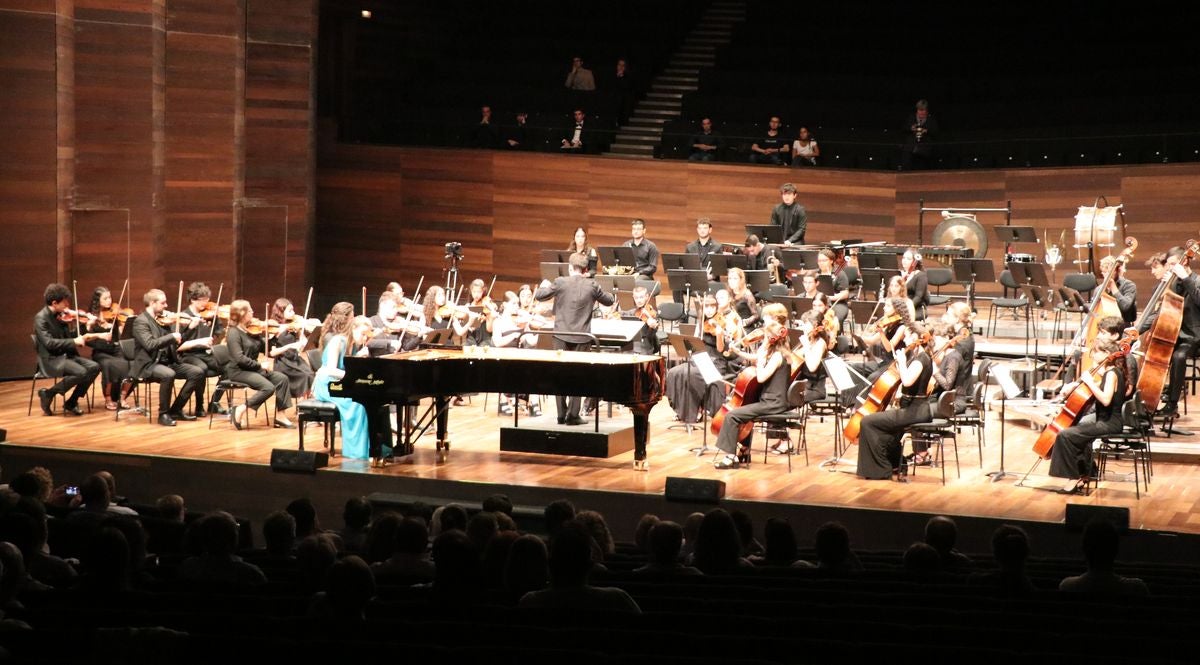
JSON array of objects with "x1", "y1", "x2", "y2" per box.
[{"x1": 917, "y1": 199, "x2": 1012, "y2": 252}]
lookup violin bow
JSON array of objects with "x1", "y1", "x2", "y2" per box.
[
  {"x1": 484, "y1": 274, "x2": 498, "y2": 301},
  {"x1": 410, "y1": 275, "x2": 425, "y2": 306},
  {"x1": 397, "y1": 289, "x2": 425, "y2": 347},
  {"x1": 361, "y1": 286, "x2": 367, "y2": 318},
  {"x1": 115, "y1": 278, "x2": 129, "y2": 314},
  {"x1": 301, "y1": 286, "x2": 313, "y2": 326},
  {"x1": 71, "y1": 280, "x2": 82, "y2": 336},
  {"x1": 174, "y1": 281, "x2": 184, "y2": 334}
]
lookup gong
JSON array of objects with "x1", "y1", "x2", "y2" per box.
[{"x1": 932, "y1": 215, "x2": 988, "y2": 258}]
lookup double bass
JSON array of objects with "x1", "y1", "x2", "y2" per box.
[
  {"x1": 1078, "y1": 237, "x2": 1136, "y2": 372},
  {"x1": 1135, "y1": 238, "x2": 1198, "y2": 412},
  {"x1": 1032, "y1": 330, "x2": 1136, "y2": 459},
  {"x1": 843, "y1": 308, "x2": 922, "y2": 444}
]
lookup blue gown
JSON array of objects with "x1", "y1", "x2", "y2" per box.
[{"x1": 314, "y1": 336, "x2": 370, "y2": 460}]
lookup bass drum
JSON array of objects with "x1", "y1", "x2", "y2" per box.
[{"x1": 931, "y1": 215, "x2": 988, "y2": 258}]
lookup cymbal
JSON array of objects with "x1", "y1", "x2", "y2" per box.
[{"x1": 932, "y1": 216, "x2": 988, "y2": 258}]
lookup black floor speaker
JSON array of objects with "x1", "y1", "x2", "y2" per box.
[
  {"x1": 0, "y1": 428, "x2": 6, "y2": 443},
  {"x1": 270, "y1": 448, "x2": 328, "y2": 473},
  {"x1": 664, "y1": 477, "x2": 726, "y2": 503},
  {"x1": 1065, "y1": 504, "x2": 1130, "y2": 533}
]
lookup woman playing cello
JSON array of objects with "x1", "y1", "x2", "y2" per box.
[{"x1": 856, "y1": 323, "x2": 934, "y2": 481}]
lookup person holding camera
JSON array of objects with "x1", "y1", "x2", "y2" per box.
[{"x1": 900, "y1": 99, "x2": 938, "y2": 171}]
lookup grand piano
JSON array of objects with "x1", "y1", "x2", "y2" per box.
[{"x1": 332, "y1": 346, "x2": 665, "y2": 469}]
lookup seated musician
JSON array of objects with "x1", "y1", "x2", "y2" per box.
[
  {"x1": 743, "y1": 234, "x2": 781, "y2": 276},
  {"x1": 798, "y1": 271, "x2": 820, "y2": 299},
  {"x1": 909, "y1": 321, "x2": 969, "y2": 466},
  {"x1": 462, "y1": 278, "x2": 498, "y2": 346},
  {"x1": 726, "y1": 268, "x2": 760, "y2": 330},
  {"x1": 33, "y1": 283, "x2": 102, "y2": 416},
  {"x1": 763, "y1": 308, "x2": 833, "y2": 455},
  {"x1": 855, "y1": 323, "x2": 934, "y2": 481},
  {"x1": 685, "y1": 217, "x2": 721, "y2": 268},
  {"x1": 816, "y1": 249, "x2": 851, "y2": 327},
  {"x1": 130, "y1": 289, "x2": 208, "y2": 427},
  {"x1": 886, "y1": 275, "x2": 918, "y2": 321},
  {"x1": 422, "y1": 286, "x2": 452, "y2": 331},
  {"x1": 1099, "y1": 255, "x2": 1138, "y2": 326},
  {"x1": 86, "y1": 286, "x2": 132, "y2": 411},
  {"x1": 492, "y1": 293, "x2": 544, "y2": 417},
  {"x1": 567, "y1": 227, "x2": 599, "y2": 277},
  {"x1": 177, "y1": 282, "x2": 225, "y2": 417},
  {"x1": 223, "y1": 300, "x2": 295, "y2": 430},
  {"x1": 517, "y1": 284, "x2": 553, "y2": 345},
  {"x1": 268, "y1": 298, "x2": 316, "y2": 399},
  {"x1": 368, "y1": 291, "x2": 422, "y2": 356},
  {"x1": 1050, "y1": 335, "x2": 1130, "y2": 494},
  {"x1": 713, "y1": 302, "x2": 797, "y2": 469},
  {"x1": 623, "y1": 219, "x2": 660, "y2": 279},
  {"x1": 901, "y1": 248, "x2": 930, "y2": 320},
  {"x1": 621, "y1": 285, "x2": 660, "y2": 355},
  {"x1": 845, "y1": 297, "x2": 909, "y2": 406},
  {"x1": 313, "y1": 303, "x2": 372, "y2": 463},
  {"x1": 1137, "y1": 246, "x2": 1200, "y2": 418},
  {"x1": 665, "y1": 295, "x2": 735, "y2": 425}
]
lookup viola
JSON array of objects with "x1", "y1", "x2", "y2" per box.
[
  {"x1": 243, "y1": 318, "x2": 282, "y2": 336},
  {"x1": 636, "y1": 303, "x2": 657, "y2": 323},
  {"x1": 1033, "y1": 330, "x2": 1136, "y2": 459},
  {"x1": 282, "y1": 314, "x2": 323, "y2": 334},
  {"x1": 925, "y1": 327, "x2": 971, "y2": 395}
]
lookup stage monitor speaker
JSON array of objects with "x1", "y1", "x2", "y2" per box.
[
  {"x1": 0, "y1": 428, "x2": 6, "y2": 443},
  {"x1": 270, "y1": 448, "x2": 328, "y2": 473},
  {"x1": 1065, "y1": 503, "x2": 1129, "y2": 533},
  {"x1": 665, "y1": 477, "x2": 725, "y2": 503}
]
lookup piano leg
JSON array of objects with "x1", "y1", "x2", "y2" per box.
[{"x1": 631, "y1": 404, "x2": 651, "y2": 471}]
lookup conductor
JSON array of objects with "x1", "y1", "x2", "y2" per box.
[{"x1": 535, "y1": 252, "x2": 616, "y2": 425}]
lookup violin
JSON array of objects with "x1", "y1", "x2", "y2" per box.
[
  {"x1": 282, "y1": 314, "x2": 322, "y2": 334},
  {"x1": 57, "y1": 308, "x2": 97, "y2": 324},
  {"x1": 636, "y1": 303, "x2": 658, "y2": 323},
  {"x1": 99, "y1": 305, "x2": 135, "y2": 326},
  {"x1": 242, "y1": 317, "x2": 282, "y2": 336}
]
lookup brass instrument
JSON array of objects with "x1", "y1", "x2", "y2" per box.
[{"x1": 603, "y1": 265, "x2": 635, "y2": 276}]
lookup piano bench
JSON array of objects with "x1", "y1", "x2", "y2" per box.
[{"x1": 298, "y1": 399, "x2": 340, "y2": 457}]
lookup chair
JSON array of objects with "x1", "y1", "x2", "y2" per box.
[
  {"x1": 766, "y1": 283, "x2": 790, "y2": 298},
  {"x1": 947, "y1": 379, "x2": 987, "y2": 467},
  {"x1": 1094, "y1": 390, "x2": 1152, "y2": 499},
  {"x1": 841, "y1": 266, "x2": 862, "y2": 300},
  {"x1": 754, "y1": 379, "x2": 809, "y2": 471},
  {"x1": 925, "y1": 268, "x2": 954, "y2": 309},
  {"x1": 208, "y1": 344, "x2": 270, "y2": 429},
  {"x1": 1051, "y1": 272, "x2": 1098, "y2": 341},
  {"x1": 907, "y1": 391, "x2": 960, "y2": 485},
  {"x1": 28, "y1": 334, "x2": 63, "y2": 416},
  {"x1": 987, "y1": 270, "x2": 1029, "y2": 337},
  {"x1": 297, "y1": 348, "x2": 340, "y2": 456},
  {"x1": 116, "y1": 338, "x2": 166, "y2": 422},
  {"x1": 657, "y1": 301, "x2": 686, "y2": 362}
]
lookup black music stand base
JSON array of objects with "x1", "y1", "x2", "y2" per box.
[{"x1": 989, "y1": 395, "x2": 1020, "y2": 483}]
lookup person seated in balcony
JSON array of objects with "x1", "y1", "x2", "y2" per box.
[
  {"x1": 470, "y1": 105, "x2": 499, "y2": 149},
  {"x1": 689, "y1": 117, "x2": 722, "y2": 162},
  {"x1": 750, "y1": 116, "x2": 790, "y2": 165},
  {"x1": 504, "y1": 111, "x2": 529, "y2": 150},
  {"x1": 564, "y1": 56, "x2": 595, "y2": 91},
  {"x1": 560, "y1": 108, "x2": 593, "y2": 154},
  {"x1": 792, "y1": 126, "x2": 820, "y2": 167}
]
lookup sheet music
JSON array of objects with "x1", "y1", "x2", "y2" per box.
[
  {"x1": 991, "y1": 364, "x2": 1023, "y2": 400},
  {"x1": 691, "y1": 352, "x2": 724, "y2": 386},
  {"x1": 823, "y1": 355, "x2": 857, "y2": 392}
]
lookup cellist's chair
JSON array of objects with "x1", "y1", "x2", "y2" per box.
[
  {"x1": 1051, "y1": 272, "x2": 1097, "y2": 341},
  {"x1": 1094, "y1": 391, "x2": 1152, "y2": 499},
  {"x1": 754, "y1": 379, "x2": 809, "y2": 471},
  {"x1": 925, "y1": 268, "x2": 954, "y2": 311},
  {"x1": 906, "y1": 391, "x2": 960, "y2": 485}
]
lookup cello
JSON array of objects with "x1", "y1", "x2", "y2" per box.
[
  {"x1": 843, "y1": 308, "x2": 923, "y2": 444},
  {"x1": 1032, "y1": 329, "x2": 1136, "y2": 459},
  {"x1": 709, "y1": 324, "x2": 796, "y2": 441},
  {"x1": 1134, "y1": 239, "x2": 1198, "y2": 413}
]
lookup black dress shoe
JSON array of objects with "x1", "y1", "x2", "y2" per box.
[
  {"x1": 208, "y1": 402, "x2": 228, "y2": 415},
  {"x1": 63, "y1": 403, "x2": 84, "y2": 417},
  {"x1": 194, "y1": 407, "x2": 208, "y2": 419},
  {"x1": 38, "y1": 388, "x2": 54, "y2": 416},
  {"x1": 230, "y1": 405, "x2": 245, "y2": 431},
  {"x1": 158, "y1": 413, "x2": 177, "y2": 427},
  {"x1": 557, "y1": 417, "x2": 566, "y2": 425},
  {"x1": 564, "y1": 416, "x2": 587, "y2": 426},
  {"x1": 1157, "y1": 403, "x2": 1180, "y2": 418},
  {"x1": 168, "y1": 411, "x2": 197, "y2": 422}
]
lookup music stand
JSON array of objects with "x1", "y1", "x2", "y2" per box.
[
  {"x1": 539, "y1": 262, "x2": 568, "y2": 281},
  {"x1": 667, "y1": 334, "x2": 711, "y2": 447},
  {"x1": 667, "y1": 269, "x2": 710, "y2": 322},
  {"x1": 993, "y1": 225, "x2": 1038, "y2": 258},
  {"x1": 849, "y1": 300, "x2": 881, "y2": 329},
  {"x1": 539, "y1": 249, "x2": 570, "y2": 263},
  {"x1": 597, "y1": 246, "x2": 637, "y2": 273},
  {"x1": 744, "y1": 224, "x2": 783, "y2": 245},
  {"x1": 779, "y1": 249, "x2": 819, "y2": 273},
  {"x1": 953, "y1": 258, "x2": 995, "y2": 314},
  {"x1": 856, "y1": 253, "x2": 879, "y2": 270},
  {"x1": 707, "y1": 253, "x2": 747, "y2": 279},
  {"x1": 816, "y1": 274, "x2": 835, "y2": 296},
  {"x1": 858, "y1": 269, "x2": 889, "y2": 300},
  {"x1": 988, "y1": 363, "x2": 1023, "y2": 483},
  {"x1": 422, "y1": 328, "x2": 454, "y2": 347},
  {"x1": 1009, "y1": 261, "x2": 1053, "y2": 352},
  {"x1": 662, "y1": 253, "x2": 702, "y2": 272},
  {"x1": 595, "y1": 274, "x2": 636, "y2": 292},
  {"x1": 873, "y1": 252, "x2": 901, "y2": 271},
  {"x1": 614, "y1": 290, "x2": 637, "y2": 311},
  {"x1": 744, "y1": 269, "x2": 772, "y2": 295}
]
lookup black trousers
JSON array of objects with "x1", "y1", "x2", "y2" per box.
[
  {"x1": 856, "y1": 398, "x2": 931, "y2": 479},
  {"x1": 1164, "y1": 338, "x2": 1200, "y2": 407},
  {"x1": 49, "y1": 357, "x2": 101, "y2": 406},
  {"x1": 144, "y1": 362, "x2": 205, "y2": 415},
  {"x1": 715, "y1": 400, "x2": 784, "y2": 454},
  {"x1": 180, "y1": 352, "x2": 225, "y2": 408},
  {"x1": 553, "y1": 337, "x2": 588, "y2": 421},
  {"x1": 1048, "y1": 417, "x2": 1122, "y2": 479},
  {"x1": 91, "y1": 351, "x2": 129, "y2": 402},
  {"x1": 227, "y1": 368, "x2": 291, "y2": 412}
]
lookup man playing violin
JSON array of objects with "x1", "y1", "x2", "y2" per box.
[
  {"x1": 178, "y1": 282, "x2": 226, "y2": 417},
  {"x1": 33, "y1": 283, "x2": 102, "y2": 416},
  {"x1": 130, "y1": 289, "x2": 209, "y2": 427},
  {"x1": 368, "y1": 291, "x2": 423, "y2": 356},
  {"x1": 620, "y1": 285, "x2": 660, "y2": 355}
]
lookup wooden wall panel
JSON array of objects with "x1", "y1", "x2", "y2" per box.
[
  {"x1": 0, "y1": 8, "x2": 59, "y2": 377},
  {"x1": 70, "y1": 210, "x2": 130, "y2": 295},
  {"x1": 239, "y1": 206, "x2": 288, "y2": 309}
]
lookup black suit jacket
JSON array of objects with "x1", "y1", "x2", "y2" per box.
[
  {"x1": 534, "y1": 275, "x2": 615, "y2": 344},
  {"x1": 33, "y1": 307, "x2": 80, "y2": 374},
  {"x1": 685, "y1": 238, "x2": 721, "y2": 266},
  {"x1": 131, "y1": 311, "x2": 181, "y2": 378}
]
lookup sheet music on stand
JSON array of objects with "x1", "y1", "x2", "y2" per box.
[
  {"x1": 691, "y1": 352, "x2": 725, "y2": 387},
  {"x1": 991, "y1": 364, "x2": 1024, "y2": 400},
  {"x1": 823, "y1": 355, "x2": 859, "y2": 393}
]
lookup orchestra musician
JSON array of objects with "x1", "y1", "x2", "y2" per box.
[
  {"x1": 725, "y1": 267, "x2": 760, "y2": 330},
  {"x1": 223, "y1": 300, "x2": 295, "y2": 430},
  {"x1": 664, "y1": 294, "x2": 732, "y2": 425},
  {"x1": 761, "y1": 308, "x2": 833, "y2": 454},
  {"x1": 368, "y1": 291, "x2": 422, "y2": 356},
  {"x1": 86, "y1": 286, "x2": 133, "y2": 411},
  {"x1": 567, "y1": 227, "x2": 600, "y2": 277},
  {"x1": 33, "y1": 283, "x2": 102, "y2": 416},
  {"x1": 463, "y1": 278, "x2": 498, "y2": 346},
  {"x1": 743, "y1": 234, "x2": 780, "y2": 274},
  {"x1": 885, "y1": 275, "x2": 919, "y2": 321},
  {"x1": 130, "y1": 289, "x2": 208, "y2": 427},
  {"x1": 816, "y1": 249, "x2": 850, "y2": 327},
  {"x1": 1050, "y1": 335, "x2": 1129, "y2": 494},
  {"x1": 623, "y1": 219, "x2": 660, "y2": 279},
  {"x1": 713, "y1": 302, "x2": 796, "y2": 469},
  {"x1": 268, "y1": 298, "x2": 316, "y2": 400},
  {"x1": 491, "y1": 293, "x2": 544, "y2": 417},
  {"x1": 770, "y1": 182, "x2": 807, "y2": 245},
  {"x1": 798, "y1": 271, "x2": 820, "y2": 299},
  {"x1": 901, "y1": 248, "x2": 930, "y2": 320},
  {"x1": 1099, "y1": 255, "x2": 1138, "y2": 325},
  {"x1": 177, "y1": 282, "x2": 226, "y2": 417},
  {"x1": 908, "y1": 321, "x2": 969, "y2": 466},
  {"x1": 313, "y1": 302, "x2": 371, "y2": 462},
  {"x1": 534, "y1": 252, "x2": 616, "y2": 425},
  {"x1": 685, "y1": 217, "x2": 721, "y2": 268},
  {"x1": 423, "y1": 286, "x2": 452, "y2": 331},
  {"x1": 855, "y1": 323, "x2": 934, "y2": 481},
  {"x1": 1137, "y1": 246, "x2": 1200, "y2": 418},
  {"x1": 621, "y1": 285, "x2": 661, "y2": 355}
]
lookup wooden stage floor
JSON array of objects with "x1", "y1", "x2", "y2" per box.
[{"x1": 4, "y1": 376, "x2": 1200, "y2": 537}]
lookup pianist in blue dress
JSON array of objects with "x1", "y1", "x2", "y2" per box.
[{"x1": 314, "y1": 302, "x2": 371, "y2": 463}]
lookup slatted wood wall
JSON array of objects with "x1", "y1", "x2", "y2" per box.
[{"x1": 0, "y1": 0, "x2": 314, "y2": 378}]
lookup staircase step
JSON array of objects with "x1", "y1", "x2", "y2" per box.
[
  {"x1": 651, "y1": 84, "x2": 698, "y2": 93},
  {"x1": 662, "y1": 68, "x2": 700, "y2": 77},
  {"x1": 640, "y1": 98, "x2": 682, "y2": 108},
  {"x1": 657, "y1": 75, "x2": 699, "y2": 84},
  {"x1": 607, "y1": 144, "x2": 657, "y2": 156},
  {"x1": 637, "y1": 109, "x2": 682, "y2": 118},
  {"x1": 615, "y1": 134, "x2": 662, "y2": 145},
  {"x1": 646, "y1": 91, "x2": 684, "y2": 100}
]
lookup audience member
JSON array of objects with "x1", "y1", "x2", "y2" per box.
[
  {"x1": 504, "y1": 112, "x2": 530, "y2": 150},
  {"x1": 78, "y1": 526, "x2": 130, "y2": 592},
  {"x1": 438, "y1": 503, "x2": 469, "y2": 534},
  {"x1": 900, "y1": 99, "x2": 938, "y2": 170},
  {"x1": 177, "y1": 512, "x2": 267, "y2": 587},
  {"x1": 481, "y1": 530, "x2": 519, "y2": 590},
  {"x1": 309, "y1": 556, "x2": 374, "y2": 634},
  {"x1": 967, "y1": 524, "x2": 1035, "y2": 596},
  {"x1": 791, "y1": 126, "x2": 819, "y2": 166},
  {"x1": 634, "y1": 521, "x2": 702, "y2": 577},
  {"x1": 564, "y1": 56, "x2": 596, "y2": 91},
  {"x1": 466, "y1": 511, "x2": 499, "y2": 556},
  {"x1": 364, "y1": 512, "x2": 402, "y2": 564},
  {"x1": 691, "y1": 509, "x2": 753, "y2": 575},
  {"x1": 285, "y1": 498, "x2": 321, "y2": 539},
  {"x1": 504, "y1": 534, "x2": 549, "y2": 601},
  {"x1": 3, "y1": 500, "x2": 76, "y2": 588},
  {"x1": 519, "y1": 523, "x2": 641, "y2": 613},
  {"x1": 495, "y1": 512, "x2": 518, "y2": 532},
  {"x1": 404, "y1": 501, "x2": 434, "y2": 529},
  {"x1": 730, "y1": 510, "x2": 765, "y2": 559},
  {"x1": 296, "y1": 533, "x2": 338, "y2": 592},
  {"x1": 610, "y1": 58, "x2": 634, "y2": 122},
  {"x1": 67, "y1": 474, "x2": 121, "y2": 527},
  {"x1": 903, "y1": 542, "x2": 943, "y2": 577},
  {"x1": 156, "y1": 494, "x2": 186, "y2": 523},
  {"x1": 430, "y1": 530, "x2": 481, "y2": 602},
  {"x1": 813, "y1": 521, "x2": 862, "y2": 573},
  {"x1": 681, "y1": 512, "x2": 705, "y2": 560},
  {"x1": 633, "y1": 514, "x2": 661, "y2": 553},
  {"x1": 1059, "y1": 520, "x2": 1149, "y2": 597},
  {"x1": 756, "y1": 517, "x2": 810, "y2": 568},
  {"x1": 689, "y1": 117, "x2": 722, "y2": 161},
  {"x1": 372, "y1": 517, "x2": 434, "y2": 584},
  {"x1": 338, "y1": 497, "x2": 372, "y2": 554},
  {"x1": 482, "y1": 494, "x2": 514, "y2": 516},
  {"x1": 262, "y1": 510, "x2": 298, "y2": 559},
  {"x1": 7, "y1": 473, "x2": 48, "y2": 505},
  {"x1": 543, "y1": 499, "x2": 576, "y2": 540},
  {"x1": 560, "y1": 108, "x2": 593, "y2": 153},
  {"x1": 574, "y1": 510, "x2": 615, "y2": 558},
  {"x1": 750, "y1": 116, "x2": 790, "y2": 165},
  {"x1": 103, "y1": 515, "x2": 150, "y2": 585},
  {"x1": 924, "y1": 516, "x2": 973, "y2": 572},
  {"x1": 0, "y1": 541, "x2": 39, "y2": 623},
  {"x1": 471, "y1": 105, "x2": 500, "y2": 148},
  {"x1": 95, "y1": 471, "x2": 129, "y2": 508}
]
